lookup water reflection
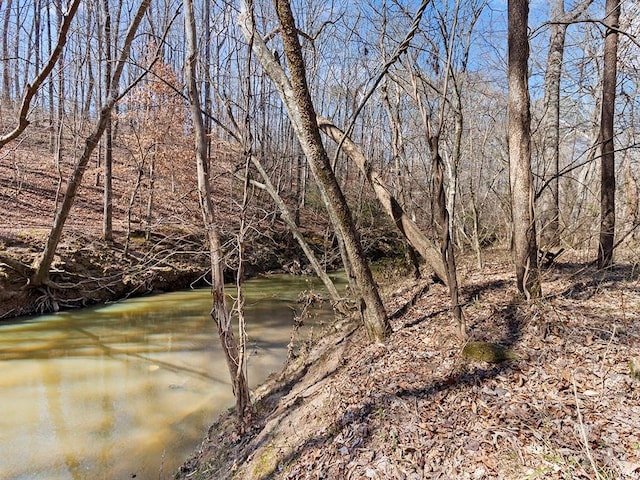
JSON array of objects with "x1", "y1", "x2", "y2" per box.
[{"x1": 0, "y1": 274, "x2": 336, "y2": 479}]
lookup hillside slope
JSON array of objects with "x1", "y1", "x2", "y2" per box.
[{"x1": 177, "y1": 253, "x2": 640, "y2": 479}]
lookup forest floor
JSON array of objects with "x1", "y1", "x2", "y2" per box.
[{"x1": 176, "y1": 249, "x2": 640, "y2": 480}]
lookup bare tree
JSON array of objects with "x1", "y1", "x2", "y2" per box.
[
  {"x1": 0, "y1": 0, "x2": 81, "y2": 150},
  {"x1": 380, "y1": 81, "x2": 422, "y2": 278},
  {"x1": 101, "y1": 0, "x2": 115, "y2": 242},
  {"x1": 317, "y1": 117, "x2": 447, "y2": 284},
  {"x1": 597, "y1": 0, "x2": 620, "y2": 268},
  {"x1": 240, "y1": 0, "x2": 391, "y2": 341},
  {"x1": 184, "y1": 0, "x2": 252, "y2": 425},
  {"x1": 508, "y1": 0, "x2": 540, "y2": 298},
  {"x1": 1, "y1": 0, "x2": 13, "y2": 105},
  {"x1": 537, "y1": 0, "x2": 593, "y2": 249},
  {"x1": 277, "y1": 0, "x2": 390, "y2": 340},
  {"x1": 31, "y1": 0, "x2": 151, "y2": 287}
]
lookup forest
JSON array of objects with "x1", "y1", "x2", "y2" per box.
[{"x1": 0, "y1": 0, "x2": 639, "y2": 478}]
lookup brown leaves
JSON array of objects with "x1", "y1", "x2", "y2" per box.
[
  {"x1": 274, "y1": 258, "x2": 640, "y2": 479},
  {"x1": 173, "y1": 255, "x2": 640, "y2": 479}
]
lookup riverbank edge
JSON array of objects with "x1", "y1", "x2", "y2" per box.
[
  {"x1": 174, "y1": 311, "x2": 368, "y2": 480},
  {"x1": 172, "y1": 270, "x2": 423, "y2": 480},
  {"x1": 173, "y1": 253, "x2": 640, "y2": 480},
  {"x1": 0, "y1": 227, "x2": 345, "y2": 320}
]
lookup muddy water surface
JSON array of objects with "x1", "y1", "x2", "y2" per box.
[{"x1": 0, "y1": 274, "x2": 335, "y2": 479}]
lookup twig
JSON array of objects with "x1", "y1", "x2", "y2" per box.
[
  {"x1": 598, "y1": 324, "x2": 617, "y2": 402},
  {"x1": 572, "y1": 375, "x2": 601, "y2": 480}
]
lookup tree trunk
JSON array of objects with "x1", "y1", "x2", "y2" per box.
[
  {"x1": 269, "y1": 0, "x2": 390, "y2": 341},
  {"x1": 538, "y1": 0, "x2": 593, "y2": 248},
  {"x1": 1, "y1": 0, "x2": 12, "y2": 104},
  {"x1": 250, "y1": 155, "x2": 342, "y2": 304},
  {"x1": 0, "y1": 0, "x2": 81, "y2": 150},
  {"x1": 33, "y1": 0, "x2": 41, "y2": 82},
  {"x1": 124, "y1": 160, "x2": 145, "y2": 256},
  {"x1": 102, "y1": 0, "x2": 113, "y2": 242},
  {"x1": 184, "y1": 0, "x2": 251, "y2": 426},
  {"x1": 317, "y1": 118, "x2": 447, "y2": 284},
  {"x1": 429, "y1": 135, "x2": 466, "y2": 337},
  {"x1": 31, "y1": 0, "x2": 150, "y2": 286},
  {"x1": 538, "y1": 16, "x2": 565, "y2": 248},
  {"x1": 508, "y1": 0, "x2": 540, "y2": 298},
  {"x1": 381, "y1": 82, "x2": 421, "y2": 278},
  {"x1": 145, "y1": 156, "x2": 155, "y2": 241},
  {"x1": 597, "y1": 0, "x2": 620, "y2": 268},
  {"x1": 54, "y1": 0, "x2": 65, "y2": 167}
]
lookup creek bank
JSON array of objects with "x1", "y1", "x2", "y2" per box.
[
  {"x1": 0, "y1": 227, "x2": 360, "y2": 320},
  {"x1": 0, "y1": 230, "x2": 205, "y2": 319},
  {"x1": 0, "y1": 229, "x2": 399, "y2": 320},
  {"x1": 175, "y1": 255, "x2": 640, "y2": 479}
]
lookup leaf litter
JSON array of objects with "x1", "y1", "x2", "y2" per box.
[{"x1": 177, "y1": 251, "x2": 640, "y2": 479}]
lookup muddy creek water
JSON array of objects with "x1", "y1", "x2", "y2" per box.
[{"x1": 0, "y1": 274, "x2": 336, "y2": 479}]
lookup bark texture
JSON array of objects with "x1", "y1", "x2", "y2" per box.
[
  {"x1": 184, "y1": 0, "x2": 251, "y2": 425},
  {"x1": 508, "y1": 0, "x2": 540, "y2": 298},
  {"x1": 597, "y1": 0, "x2": 620, "y2": 268},
  {"x1": 272, "y1": 0, "x2": 390, "y2": 341},
  {"x1": 429, "y1": 135, "x2": 466, "y2": 337},
  {"x1": 317, "y1": 118, "x2": 447, "y2": 284},
  {"x1": 538, "y1": 0, "x2": 593, "y2": 248},
  {"x1": 538, "y1": 0, "x2": 565, "y2": 248},
  {"x1": 102, "y1": 0, "x2": 113, "y2": 241}
]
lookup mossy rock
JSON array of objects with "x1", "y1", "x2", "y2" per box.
[
  {"x1": 252, "y1": 444, "x2": 280, "y2": 479},
  {"x1": 462, "y1": 342, "x2": 518, "y2": 363}
]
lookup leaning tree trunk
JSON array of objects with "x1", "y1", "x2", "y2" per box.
[
  {"x1": 250, "y1": 155, "x2": 342, "y2": 304},
  {"x1": 597, "y1": 0, "x2": 620, "y2": 268},
  {"x1": 317, "y1": 118, "x2": 447, "y2": 284},
  {"x1": 184, "y1": 0, "x2": 251, "y2": 426},
  {"x1": 0, "y1": 0, "x2": 81, "y2": 151},
  {"x1": 31, "y1": 0, "x2": 150, "y2": 287},
  {"x1": 508, "y1": 0, "x2": 540, "y2": 298},
  {"x1": 258, "y1": 0, "x2": 390, "y2": 341}
]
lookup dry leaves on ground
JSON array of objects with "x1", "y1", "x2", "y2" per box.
[{"x1": 205, "y1": 253, "x2": 640, "y2": 480}]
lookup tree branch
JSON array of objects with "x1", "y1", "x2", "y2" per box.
[{"x1": 0, "y1": 0, "x2": 81, "y2": 150}]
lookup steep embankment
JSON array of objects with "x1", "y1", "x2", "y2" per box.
[
  {"x1": 0, "y1": 124, "x2": 338, "y2": 318},
  {"x1": 176, "y1": 252, "x2": 640, "y2": 479}
]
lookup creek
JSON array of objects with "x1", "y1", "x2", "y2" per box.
[{"x1": 0, "y1": 273, "x2": 337, "y2": 479}]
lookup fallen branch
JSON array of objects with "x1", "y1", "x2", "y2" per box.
[{"x1": 0, "y1": 253, "x2": 34, "y2": 278}]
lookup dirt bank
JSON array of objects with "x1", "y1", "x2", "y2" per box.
[
  {"x1": 0, "y1": 129, "x2": 398, "y2": 320},
  {"x1": 176, "y1": 252, "x2": 640, "y2": 479},
  {"x1": 0, "y1": 224, "x2": 343, "y2": 319}
]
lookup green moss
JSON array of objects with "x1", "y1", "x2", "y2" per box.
[
  {"x1": 252, "y1": 444, "x2": 279, "y2": 479},
  {"x1": 462, "y1": 342, "x2": 518, "y2": 363}
]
